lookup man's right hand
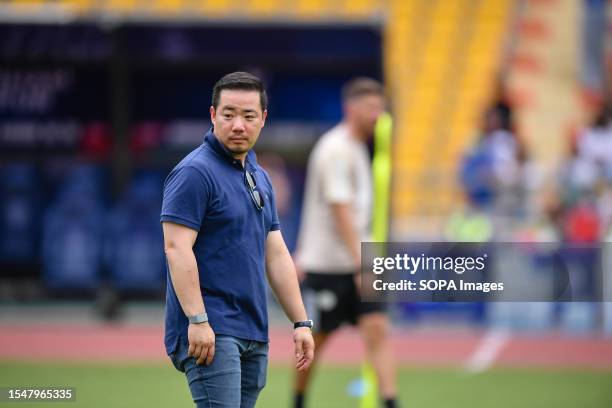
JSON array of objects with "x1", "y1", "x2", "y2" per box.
[{"x1": 187, "y1": 322, "x2": 215, "y2": 366}]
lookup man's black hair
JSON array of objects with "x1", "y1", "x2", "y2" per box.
[
  {"x1": 212, "y1": 71, "x2": 268, "y2": 112},
  {"x1": 341, "y1": 77, "x2": 384, "y2": 102}
]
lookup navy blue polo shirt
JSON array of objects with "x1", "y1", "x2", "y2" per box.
[{"x1": 161, "y1": 129, "x2": 280, "y2": 355}]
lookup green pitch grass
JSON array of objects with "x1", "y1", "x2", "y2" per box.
[{"x1": 0, "y1": 362, "x2": 611, "y2": 408}]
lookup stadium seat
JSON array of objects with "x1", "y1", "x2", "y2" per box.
[
  {"x1": 0, "y1": 163, "x2": 40, "y2": 265},
  {"x1": 389, "y1": 0, "x2": 512, "y2": 234},
  {"x1": 104, "y1": 171, "x2": 165, "y2": 293},
  {"x1": 41, "y1": 165, "x2": 107, "y2": 291}
]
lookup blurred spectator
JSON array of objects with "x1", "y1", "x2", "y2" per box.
[
  {"x1": 490, "y1": 78, "x2": 515, "y2": 134},
  {"x1": 460, "y1": 139, "x2": 496, "y2": 209},
  {"x1": 563, "y1": 200, "x2": 601, "y2": 243},
  {"x1": 565, "y1": 101, "x2": 612, "y2": 235},
  {"x1": 460, "y1": 98, "x2": 544, "y2": 240},
  {"x1": 577, "y1": 102, "x2": 612, "y2": 177},
  {"x1": 553, "y1": 106, "x2": 609, "y2": 319},
  {"x1": 460, "y1": 107, "x2": 524, "y2": 214},
  {"x1": 481, "y1": 108, "x2": 520, "y2": 189},
  {"x1": 558, "y1": 137, "x2": 600, "y2": 208},
  {"x1": 493, "y1": 136, "x2": 544, "y2": 222},
  {"x1": 582, "y1": 0, "x2": 609, "y2": 102}
]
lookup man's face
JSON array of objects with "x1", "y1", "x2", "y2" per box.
[
  {"x1": 484, "y1": 110, "x2": 502, "y2": 133},
  {"x1": 346, "y1": 94, "x2": 385, "y2": 138},
  {"x1": 210, "y1": 89, "x2": 267, "y2": 157}
]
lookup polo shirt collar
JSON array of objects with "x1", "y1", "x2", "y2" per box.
[{"x1": 204, "y1": 128, "x2": 256, "y2": 169}]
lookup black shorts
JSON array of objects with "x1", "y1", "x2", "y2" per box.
[{"x1": 301, "y1": 272, "x2": 387, "y2": 334}]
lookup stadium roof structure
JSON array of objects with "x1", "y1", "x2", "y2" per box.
[{"x1": 0, "y1": 0, "x2": 388, "y2": 25}]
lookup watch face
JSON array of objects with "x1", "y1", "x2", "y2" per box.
[{"x1": 295, "y1": 320, "x2": 313, "y2": 329}]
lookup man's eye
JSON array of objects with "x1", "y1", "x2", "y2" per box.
[
  {"x1": 246, "y1": 116, "x2": 255, "y2": 120},
  {"x1": 223, "y1": 114, "x2": 232, "y2": 119}
]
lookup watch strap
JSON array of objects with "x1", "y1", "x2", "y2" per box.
[
  {"x1": 188, "y1": 313, "x2": 209, "y2": 324},
  {"x1": 293, "y1": 320, "x2": 313, "y2": 330}
]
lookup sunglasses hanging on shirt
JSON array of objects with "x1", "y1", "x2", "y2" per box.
[{"x1": 245, "y1": 171, "x2": 264, "y2": 211}]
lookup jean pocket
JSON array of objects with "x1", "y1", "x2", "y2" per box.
[{"x1": 169, "y1": 353, "x2": 183, "y2": 372}]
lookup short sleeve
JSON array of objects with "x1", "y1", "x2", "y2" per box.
[
  {"x1": 269, "y1": 195, "x2": 281, "y2": 232},
  {"x1": 160, "y1": 166, "x2": 210, "y2": 231},
  {"x1": 260, "y1": 170, "x2": 281, "y2": 232},
  {"x1": 321, "y1": 148, "x2": 353, "y2": 204}
]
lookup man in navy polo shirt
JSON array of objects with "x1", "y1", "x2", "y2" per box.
[{"x1": 161, "y1": 71, "x2": 314, "y2": 408}]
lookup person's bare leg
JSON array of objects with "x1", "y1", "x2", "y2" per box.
[
  {"x1": 293, "y1": 332, "x2": 329, "y2": 408},
  {"x1": 358, "y1": 313, "x2": 398, "y2": 403}
]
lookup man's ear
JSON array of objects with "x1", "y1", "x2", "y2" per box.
[
  {"x1": 261, "y1": 109, "x2": 267, "y2": 128},
  {"x1": 210, "y1": 106, "x2": 216, "y2": 126}
]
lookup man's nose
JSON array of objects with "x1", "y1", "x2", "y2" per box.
[{"x1": 232, "y1": 117, "x2": 246, "y2": 132}]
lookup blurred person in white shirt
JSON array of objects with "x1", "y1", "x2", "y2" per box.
[{"x1": 293, "y1": 78, "x2": 399, "y2": 408}]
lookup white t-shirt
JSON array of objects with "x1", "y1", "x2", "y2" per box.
[
  {"x1": 579, "y1": 126, "x2": 612, "y2": 167},
  {"x1": 296, "y1": 123, "x2": 371, "y2": 273}
]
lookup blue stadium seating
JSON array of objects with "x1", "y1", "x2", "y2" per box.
[
  {"x1": 41, "y1": 165, "x2": 107, "y2": 291},
  {"x1": 104, "y1": 171, "x2": 165, "y2": 292},
  {"x1": 0, "y1": 163, "x2": 40, "y2": 264}
]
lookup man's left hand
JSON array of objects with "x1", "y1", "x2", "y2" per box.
[{"x1": 293, "y1": 327, "x2": 315, "y2": 372}]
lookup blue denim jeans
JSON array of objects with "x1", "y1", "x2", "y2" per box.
[{"x1": 170, "y1": 334, "x2": 269, "y2": 408}]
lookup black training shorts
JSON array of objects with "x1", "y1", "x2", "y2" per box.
[{"x1": 301, "y1": 272, "x2": 387, "y2": 334}]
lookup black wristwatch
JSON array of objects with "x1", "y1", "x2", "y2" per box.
[{"x1": 293, "y1": 320, "x2": 314, "y2": 330}]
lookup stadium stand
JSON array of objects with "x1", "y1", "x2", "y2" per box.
[
  {"x1": 388, "y1": 0, "x2": 514, "y2": 238},
  {"x1": 41, "y1": 165, "x2": 107, "y2": 292},
  {"x1": 104, "y1": 171, "x2": 165, "y2": 293},
  {"x1": 0, "y1": 163, "x2": 39, "y2": 266},
  {"x1": 507, "y1": 0, "x2": 584, "y2": 170}
]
